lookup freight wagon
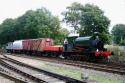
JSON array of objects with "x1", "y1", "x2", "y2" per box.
[{"x1": 6, "y1": 38, "x2": 64, "y2": 55}]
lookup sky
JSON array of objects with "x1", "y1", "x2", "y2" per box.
[{"x1": 0, "y1": 0, "x2": 125, "y2": 31}]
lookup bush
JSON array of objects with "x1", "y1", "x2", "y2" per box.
[
  {"x1": 105, "y1": 45, "x2": 125, "y2": 63},
  {"x1": 119, "y1": 40, "x2": 125, "y2": 45}
]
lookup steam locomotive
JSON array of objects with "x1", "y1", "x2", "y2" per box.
[{"x1": 6, "y1": 34, "x2": 112, "y2": 63}]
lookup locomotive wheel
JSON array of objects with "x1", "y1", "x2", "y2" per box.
[{"x1": 85, "y1": 54, "x2": 100, "y2": 62}]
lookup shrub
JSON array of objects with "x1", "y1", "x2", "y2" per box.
[{"x1": 105, "y1": 45, "x2": 125, "y2": 63}]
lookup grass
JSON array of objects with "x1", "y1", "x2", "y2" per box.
[
  {"x1": 40, "y1": 63, "x2": 125, "y2": 83},
  {"x1": 42, "y1": 64, "x2": 82, "y2": 80},
  {"x1": 90, "y1": 74, "x2": 125, "y2": 83}
]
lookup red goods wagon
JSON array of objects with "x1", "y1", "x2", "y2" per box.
[
  {"x1": 31, "y1": 39, "x2": 38, "y2": 51},
  {"x1": 23, "y1": 38, "x2": 54, "y2": 52},
  {"x1": 43, "y1": 45, "x2": 64, "y2": 51},
  {"x1": 23, "y1": 40, "x2": 29, "y2": 50},
  {"x1": 23, "y1": 39, "x2": 32, "y2": 51},
  {"x1": 38, "y1": 38, "x2": 54, "y2": 51}
]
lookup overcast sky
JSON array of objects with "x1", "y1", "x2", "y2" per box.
[{"x1": 0, "y1": 0, "x2": 125, "y2": 31}]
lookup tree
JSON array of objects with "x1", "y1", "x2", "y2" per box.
[
  {"x1": 80, "y1": 4, "x2": 111, "y2": 44},
  {"x1": 62, "y1": 2, "x2": 83, "y2": 32},
  {"x1": 55, "y1": 28, "x2": 69, "y2": 44},
  {"x1": 0, "y1": 7, "x2": 67, "y2": 45},
  {"x1": 62, "y1": 3, "x2": 111, "y2": 44},
  {"x1": 112, "y1": 24, "x2": 125, "y2": 45},
  {"x1": 0, "y1": 18, "x2": 17, "y2": 44}
]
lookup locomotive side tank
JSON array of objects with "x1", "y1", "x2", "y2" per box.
[
  {"x1": 75, "y1": 36, "x2": 93, "y2": 51},
  {"x1": 74, "y1": 36, "x2": 104, "y2": 51}
]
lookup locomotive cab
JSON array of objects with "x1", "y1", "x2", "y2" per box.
[{"x1": 65, "y1": 34, "x2": 79, "y2": 51}]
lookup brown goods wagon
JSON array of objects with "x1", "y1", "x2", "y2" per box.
[
  {"x1": 23, "y1": 40, "x2": 29, "y2": 50},
  {"x1": 23, "y1": 38, "x2": 54, "y2": 51},
  {"x1": 23, "y1": 39, "x2": 32, "y2": 51},
  {"x1": 31, "y1": 39, "x2": 43, "y2": 51},
  {"x1": 37, "y1": 38, "x2": 54, "y2": 51},
  {"x1": 43, "y1": 45, "x2": 64, "y2": 51}
]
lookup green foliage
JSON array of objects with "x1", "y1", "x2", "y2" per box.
[
  {"x1": 91, "y1": 32, "x2": 112, "y2": 44},
  {"x1": 112, "y1": 24, "x2": 125, "y2": 45},
  {"x1": 0, "y1": 19, "x2": 17, "y2": 44},
  {"x1": 0, "y1": 7, "x2": 68, "y2": 45},
  {"x1": 62, "y1": 2, "x2": 83, "y2": 31},
  {"x1": 80, "y1": 4, "x2": 110, "y2": 36},
  {"x1": 119, "y1": 40, "x2": 125, "y2": 45},
  {"x1": 55, "y1": 28, "x2": 69, "y2": 44},
  {"x1": 62, "y1": 2, "x2": 111, "y2": 44},
  {"x1": 99, "y1": 33, "x2": 112, "y2": 44}
]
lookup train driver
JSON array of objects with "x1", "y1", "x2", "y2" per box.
[{"x1": 64, "y1": 38, "x2": 68, "y2": 51}]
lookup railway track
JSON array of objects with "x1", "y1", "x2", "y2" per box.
[
  {"x1": 0, "y1": 67, "x2": 27, "y2": 83},
  {"x1": 7, "y1": 54, "x2": 125, "y2": 75},
  {"x1": 0, "y1": 58, "x2": 48, "y2": 83},
  {"x1": 0, "y1": 55, "x2": 86, "y2": 83},
  {"x1": 37, "y1": 58, "x2": 125, "y2": 75}
]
